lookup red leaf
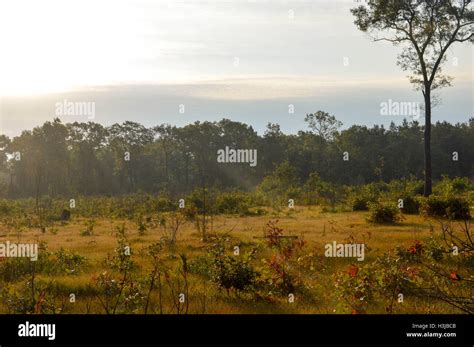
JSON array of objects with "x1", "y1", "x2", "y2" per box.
[
  {"x1": 450, "y1": 272, "x2": 461, "y2": 282},
  {"x1": 347, "y1": 264, "x2": 359, "y2": 278}
]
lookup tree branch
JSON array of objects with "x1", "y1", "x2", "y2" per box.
[{"x1": 454, "y1": 32, "x2": 474, "y2": 42}]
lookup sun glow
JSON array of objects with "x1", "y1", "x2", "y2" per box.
[
  {"x1": 0, "y1": 0, "x2": 471, "y2": 99},
  {"x1": 0, "y1": 0, "x2": 166, "y2": 96}
]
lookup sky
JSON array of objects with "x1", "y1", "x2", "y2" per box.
[{"x1": 0, "y1": 0, "x2": 472, "y2": 137}]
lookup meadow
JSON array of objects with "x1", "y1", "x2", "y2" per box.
[{"x1": 0, "y1": 180, "x2": 472, "y2": 315}]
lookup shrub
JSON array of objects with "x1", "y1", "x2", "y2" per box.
[
  {"x1": 335, "y1": 251, "x2": 419, "y2": 314},
  {"x1": 0, "y1": 247, "x2": 86, "y2": 280},
  {"x1": 386, "y1": 177, "x2": 424, "y2": 196},
  {"x1": 0, "y1": 200, "x2": 15, "y2": 215},
  {"x1": 0, "y1": 282, "x2": 55, "y2": 314},
  {"x1": 155, "y1": 196, "x2": 175, "y2": 212},
  {"x1": 263, "y1": 255, "x2": 302, "y2": 294},
  {"x1": 351, "y1": 196, "x2": 371, "y2": 211},
  {"x1": 366, "y1": 202, "x2": 401, "y2": 224},
  {"x1": 257, "y1": 161, "x2": 301, "y2": 207},
  {"x1": 210, "y1": 254, "x2": 258, "y2": 293},
  {"x1": 396, "y1": 240, "x2": 424, "y2": 262},
  {"x1": 188, "y1": 255, "x2": 213, "y2": 277},
  {"x1": 433, "y1": 176, "x2": 473, "y2": 196},
  {"x1": 420, "y1": 196, "x2": 471, "y2": 220},
  {"x1": 334, "y1": 264, "x2": 375, "y2": 314},
  {"x1": 205, "y1": 239, "x2": 258, "y2": 293},
  {"x1": 215, "y1": 191, "x2": 250, "y2": 215},
  {"x1": 303, "y1": 172, "x2": 345, "y2": 208},
  {"x1": 0, "y1": 258, "x2": 34, "y2": 282},
  {"x1": 349, "y1": 183, "x2": 382, "y2": 211},
  {"x1": 426, "y1": 238, "x2": 445, "y2": 262},
  {"x1": 187, "y1": 188, "x2": 216, "y2": 214},
  {"x1": 400, "y1": 195, "x2": 420, "y2": 214},
  {"x1": 52, "y1": 248, "x2": 87, "y2": 275}
]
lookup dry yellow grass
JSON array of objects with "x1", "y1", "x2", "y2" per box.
[{"x1": 0, "y1": 207, "x2": 464, "y2": 314}]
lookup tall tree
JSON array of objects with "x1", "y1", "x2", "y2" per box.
[
  {"x1": 351, "y1": 0, "x2": 473, "y2": 196},
  {"x1": 66, "y1": 122, "x2": 108, "y2": 194},
  {"x1": 108, "y1": 122, "x2": 154, "y2": 191},
  {"x1": 305, "y1": 110, "x2": 342, "y2": 141}
]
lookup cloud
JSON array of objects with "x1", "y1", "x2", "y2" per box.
[{"x1": 1, "y1": 78, "x2": 471, "y2": 138}]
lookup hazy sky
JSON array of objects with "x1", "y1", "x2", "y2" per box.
[{"x1": 0, "y1": 0, "x2": 472, "y2": 137}]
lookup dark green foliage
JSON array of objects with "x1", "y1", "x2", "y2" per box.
[
  {"x1": 188, "y1": 256, "x2": 213, "y2": 277},
  {"x1": 210, "y1": 254, "x2": 258, "y2": 292},
  {"x1": 420, "y1": 196, "x2": 471, "y2": 220},
  {"x1": 52, "y1": 248, "x2": 87, "y2": 275},
  {"x1": 0, "y1": 247, "x2": 86, "y2": 281},
  {"x1": 0, "y1": 118, "x2": 473, "y2": 199},
  {"x1": 349, "y1": 183, "x2": 381, "y2": 211},
  {"x1": 215, "y1": 191, "x2": 250, "y2": 215},
  {"x1": 257, "y1": 161, "x2": 300, "y2": 206},
  {"x1": 433, "y1": 176, "x2": 473, "y2": 196},
  {"x1": 0, "y1": 258, "x2": 36, "y2": 282},
  {"x1": 303, "y1": 172, "x2": 343, "y2": 208},
  {"x1": 366, "y1": 202, "x2": 401, "y2": 224},
  {"x1": 400, "y1": 195, "x2": 420, "y2": 214},
  {"x1": 426, "y1": 238, "x2": 445, "y2": 262},
  {"x1": 351, "y1": 196, "x2": 371, "y2": 211},
  {"x1": 155, "y1": 197, "x2": 175, "y2": 212},
  {"x1": 203, "y1": 240, "x2": 259, "y2": 293},
  {"x1": 187, "y1": 188, "x2": 213, "y2": 214}
]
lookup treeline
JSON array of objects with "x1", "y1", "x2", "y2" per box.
[{"x1": 0, "y1": 116, "x2": 472, "y2": 199}]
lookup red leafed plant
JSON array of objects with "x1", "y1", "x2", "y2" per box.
[
  {"x1": 347, "y1": 264, "x2": 359, "y2": 278},
  {"x1": 408, "y1": 240, "x2": 423, "y2": 255}
]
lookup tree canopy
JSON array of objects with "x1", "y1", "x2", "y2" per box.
[{"x1": 0, "y1": 117, "x2": 472, "y2": 199}]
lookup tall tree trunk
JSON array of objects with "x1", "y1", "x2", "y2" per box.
[{"x1": 423, "y1": 89, "x2": 432, "y2": 197}]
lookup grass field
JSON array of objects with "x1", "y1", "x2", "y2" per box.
[{"x1": 1, "y1": 206, "x2": 471, "y2": 314}]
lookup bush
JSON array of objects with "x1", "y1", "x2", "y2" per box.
[
  {"x1": 426, "y1": 238, "x2": 445, "y2": 262},
  {"x1": 52, "y1": 248, "x2": 87, "y2": 275},
  {"x1": 433, "y1": 176, "x2": 473, "y2": 196},
  {"x1": 0, "y1": 200, "x2": 15, "y2": 215},
  {"x1": 386, "y1": 177, "x2": 424, "y2": 196},
  {"x1": 349, "y1": 183, "x2": 382, "y2": 211},
  {"x1": 351, "y1": 196, "x2": 371, "y2": 211},
  {"x1": 366, "y1": 202, "x2": 401, "y2": 224},
  {"x1": 400, "y1": 195, "x2": 420, "y2": 214},
  {"x1": 263, "y1": 255, "x2": 302, "y2": 294},
  {"x1": 188, "y1": 255, "x2": 213, "y2": 277},
  {"x1": 187, "y1": 188, "x2": 216, "y2": 214},
  {"x1": 257, "y1": 161, "x2": 301, "y2": 207},
  {"x1": 155, "y1": 196, "x2": 175, "y2": 212},
  {"x1": 210, "y1": 254, "x2": 258, "y2": 293},
  {"x1": 215, "y1": 191, "x2": 250, "y2": 215},
  {"x1": 0, "y1": 257, "x2": 34, "y2": 282},
  {"x1": 334, "y1": 264, "x2": 375, "y2": 314},
  {"x1": 0, "y1": 247, "x2": 86, "y2": 281},
  {"x1": 420, "y1": 196, "x2": 471, "y2": 220}
]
